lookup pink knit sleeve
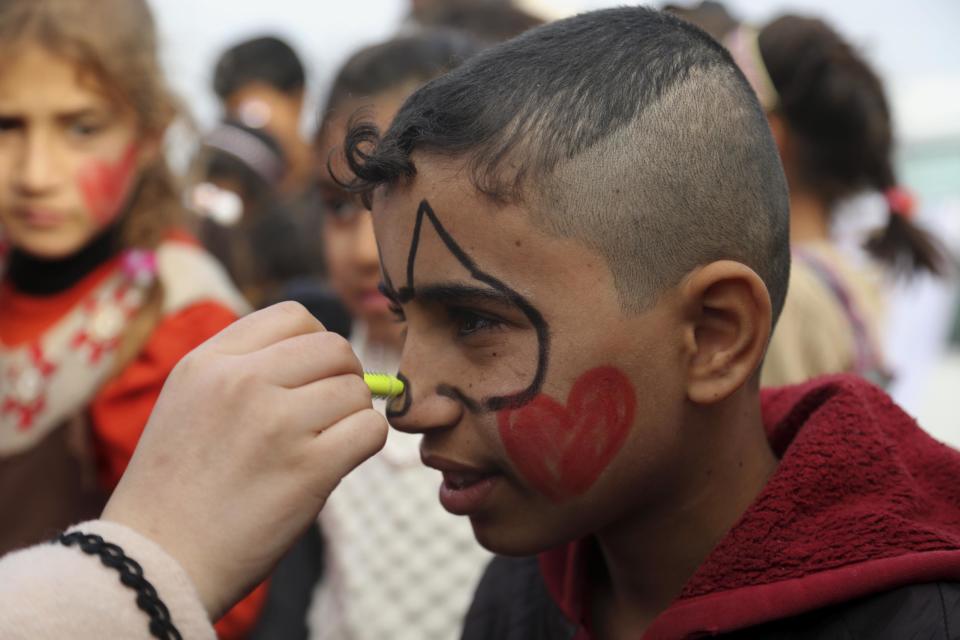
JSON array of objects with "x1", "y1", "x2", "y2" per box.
[{"x1": 0, "y1": 520, "x2": 215, "y2": 639}]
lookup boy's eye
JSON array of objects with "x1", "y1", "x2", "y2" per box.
[{"x1": 451, "y1": 308, "x2": 502, "y2": 337}]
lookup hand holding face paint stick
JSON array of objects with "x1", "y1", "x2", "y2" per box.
[{"x1": 102, "y1": 302, "x2": 388, "y2": 619}]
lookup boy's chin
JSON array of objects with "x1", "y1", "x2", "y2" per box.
[{"x1": 469, "y1": 514, "x2": 571, "y2": 557}]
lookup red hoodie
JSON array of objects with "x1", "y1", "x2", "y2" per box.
[{"x1": 540, "y1": 374, "x2": 960, "y2": 639}]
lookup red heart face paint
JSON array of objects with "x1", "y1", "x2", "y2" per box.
[
  {"x1": 77, "y1": 143, "x2": 138, "y2": 225},
  {"x1": 497, "y1": 366, "x2": 636, "y2": 502}
]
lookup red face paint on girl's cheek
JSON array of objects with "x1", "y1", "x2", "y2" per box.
[
  {"x1": 496, "y1": 366, "x2": 636, "y2": 502},
  {"x1": 77, "y1": 144, "x2": 138, "y2": 225}
]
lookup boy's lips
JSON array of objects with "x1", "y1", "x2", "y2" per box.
[{"x1": 422, "y1": 453, "x2": 501, "y2": 516}]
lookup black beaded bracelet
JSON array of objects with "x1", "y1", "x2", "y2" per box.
[{"x1": 54, "y1": 531, "x2": 183, "y2": 640}]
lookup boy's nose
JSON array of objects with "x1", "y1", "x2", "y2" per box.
[
  {"x1": 388, "y1": 339, "x2": 464, "y2": 434},
  {"x1": 387, "y1": 382, "x2": 463, "y2": 435}
]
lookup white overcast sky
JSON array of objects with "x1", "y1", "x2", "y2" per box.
[{"x1": 149, "y1": 0, "x2": 960, "y2": 143}]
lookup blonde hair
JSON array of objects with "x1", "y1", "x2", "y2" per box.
[{"x1": 0, "y1": 0, "x2": 183, "y2": 250}]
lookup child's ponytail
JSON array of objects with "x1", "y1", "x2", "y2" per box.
[
  {"x1": 864, "y1": 170, "x2": 948, "y2": 277},
  {"x1": 758, "y1": 15, "x2": 950, "y2": 278}
]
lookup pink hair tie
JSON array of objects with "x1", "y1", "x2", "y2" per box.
[
  {"x1": 885, "y1": 186, "x2": 916, "y2": 220},
  {"x1": 121, "y1": 249, "x2": 158, "y2": 287}
]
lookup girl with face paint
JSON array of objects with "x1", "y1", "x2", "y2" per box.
[{"x1": 0, "y1": 1, "x2": 260, "y2": 637}]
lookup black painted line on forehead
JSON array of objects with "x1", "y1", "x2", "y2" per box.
[
  {"x1": 402, "y1": 199, "x2": 552, "y2": 412},
  {"x1": 405, "y1": 202, "x2": 425, "y2": 289}
]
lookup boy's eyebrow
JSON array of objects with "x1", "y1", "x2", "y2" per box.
[{"x1": 393, "y1": 282, "x2": 519, "y2": 308}]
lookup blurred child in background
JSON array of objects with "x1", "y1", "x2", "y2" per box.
[
  {"x1": 404, "y1": 0, "x2": 545, "y2": 43},
  {"x1": 0, "y1": 0, "x2": 261, "y2": 636},
  {"x1": 212, "y1": 35, "x2": 327, "y2": 283},
  {"x1": 254, "y1": 30, "x2": 492, "y2": 640},
  {"x1": 747, "y1": 15, "x2": 948, "y2": 386},
  {"x1": 312, "y1": 32, "x2": 493, "y2": 640},
  {"x1": 671, "y1": 2, "x2": 951, "y2": 387},
  {"x1": 669, "y1": 3, "x2": 950, "y2": 388},
  {"x1": 213, "y1": 36, "x2": 312, "y2": 197},
  {"x1": 190, "y1": 120, "x2": 317, "y2": 309}
]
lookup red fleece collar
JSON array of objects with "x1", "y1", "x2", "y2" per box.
[{"x1": 539, "y1": 375, "x2": 960, "y2": 639}]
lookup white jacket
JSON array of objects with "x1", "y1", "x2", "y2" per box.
[{"x1": 0, "y1": 520, "x2": 215, "y2": 639}]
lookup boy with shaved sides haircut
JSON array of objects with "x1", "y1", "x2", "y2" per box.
[{"x1": 341, "y1": 6, "x2": 960, "y2": 640}]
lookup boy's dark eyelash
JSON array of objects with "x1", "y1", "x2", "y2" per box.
[
  {"x1": 385, "y1": 301, "x2": 506, "y2": 333},
  {"x1": 449, "y1": 307, "x2": 505, "y2": 335}
]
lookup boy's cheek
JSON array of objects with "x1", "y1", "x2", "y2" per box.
[
  {"x1": 497, "y1": 365, "x2": 636, "y2": 502},
  {"x1": 76, "y1": 143, "x2": 139, "y2": 225}
]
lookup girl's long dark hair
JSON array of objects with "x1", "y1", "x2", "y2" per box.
[{"x1": 759, "y1": 15, "x2": 948, "y2": 276}]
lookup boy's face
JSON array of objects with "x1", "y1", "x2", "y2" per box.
[{"x1": 374, "y1": 155, "x2": 693, "y2": 555}]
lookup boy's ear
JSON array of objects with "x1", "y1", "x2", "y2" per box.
[{"x1": 679, "y1": 261, "x2": 772, "y2": 404}]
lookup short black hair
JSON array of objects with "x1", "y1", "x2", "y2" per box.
[
  {"x1": 342, "y1": 7, "x2": 791, "y2": 321},
  {"x1": 213, "y1": 35, "x2": 305, "y2": 100}
]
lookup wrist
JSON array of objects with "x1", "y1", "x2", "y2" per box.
[
  {"x1": 101, "y1": 501, "x2": 225, "y2": 619},
  {"x1": 62, "y1": 519, "x2": 217, "y2": 639},
  {"x1": 55, "y1": 531, "x2": 182, "y2": 639}
]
